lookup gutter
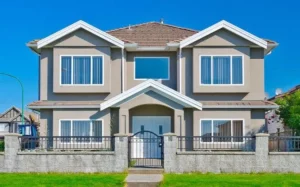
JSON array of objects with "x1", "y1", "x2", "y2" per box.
[{"x1": 202, "y1": 105, "x2": 279, "y2": 109}]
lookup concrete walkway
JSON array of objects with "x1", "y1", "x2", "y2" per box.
[{"x1": 126, "y1": 168, "x2": 164, "y2": 187}]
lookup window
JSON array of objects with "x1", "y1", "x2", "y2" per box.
[
  {"x1": 0, "y1": 123, "x2": 9, "y2": 132},
  {"x1": 134, "y1": 57, "x2": 169, "y2": 80},
  {"x1": 200, "y1": 119, "x2": 244, "y2": 142},
  {"x1": 200, "y1": 56, "x2": 243, "y2": 85},
  {"x1": 61, "y1": 55, "x2": 104, "y2": 85},
  {"x1": 60, "y1": 120, "x2": 103, "y2": 143}
]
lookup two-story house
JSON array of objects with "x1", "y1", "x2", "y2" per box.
[{"x1": 27, "y1": 20, "x2": 278, "y2": 141}]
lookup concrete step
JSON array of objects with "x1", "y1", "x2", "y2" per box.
[
  {"x1": 126, "y1": 174, "x2": 163, "y2": 187},
  {"x1": 128, "y1": 168, "x2": 164, "y2": 174}
]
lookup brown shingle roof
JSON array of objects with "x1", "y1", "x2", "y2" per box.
[
  {"x1": 202, "y1": 100, "x2": 277, "y2": 107},
  {"x1": 28, "y1": 100, "x2": 277, "y2": 109},
  {"x1": 107, "y1": 22, "x2": 198, "y2": 46},
  {"x1": 268, "y1": 85, "x2": 300, "y2": 101}
]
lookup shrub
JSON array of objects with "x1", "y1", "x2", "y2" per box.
[{"x1": 0, "y1": 140, "x2": 4, "y2": 151}]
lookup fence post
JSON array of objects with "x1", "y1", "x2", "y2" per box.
[
  {"x1": 163, "y1": 133, "x2": 177, "y2": 173},
  {"x1": 4, "y1": 133, "x2": 21, "y2": 172},
  {"x1": 114, "y1": 133, "x2": 128, "y2": 172},
  {"x1": 255, "y1": 133, "x2": 269, "y2": 172}
]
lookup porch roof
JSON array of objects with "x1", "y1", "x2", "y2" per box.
[{"x1": 100, "y1": 80, "x2": 203, "y2": 111}]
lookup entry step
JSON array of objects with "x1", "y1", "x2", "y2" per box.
[
  {"x1": 126, "y1": 174, "x2": 163, "y2": 187},
  {"x1": 128, "y1": 168, "x2": 164, "y2": 174}
]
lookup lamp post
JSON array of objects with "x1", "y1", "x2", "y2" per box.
[{"x1": 0, "y1": 73, "x2": 24, "y2": 125}]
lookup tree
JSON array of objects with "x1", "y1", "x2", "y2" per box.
[{"x1": 275, "y1": 90, "x2": 300, "y2": 134}]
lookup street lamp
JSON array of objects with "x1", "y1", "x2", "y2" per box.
[{"x1": 0, "y1": 73, "x2": 24, "y2": 125}]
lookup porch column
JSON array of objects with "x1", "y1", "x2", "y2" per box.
[
  {"x1": 174, "y1": 109, "x2": 184, "y2": 136},
  {"x1": 119, "y1": 109, "x2": 129, "y2": 134}
]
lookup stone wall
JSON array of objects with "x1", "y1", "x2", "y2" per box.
[
  {"x1": 164, "y1": 133, "x2": 300, "y2": 173},
  {"x1": 0, "y1": 134, "x2": 128, "y2": 173}
]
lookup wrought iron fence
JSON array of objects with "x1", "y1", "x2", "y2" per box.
[
  {"x1": 19, "y1": 136, "x2": 115, "y2": 152},
  {"x1": 0, "y1": 136, "x2": 4, "y2": 152},
  {"x1": 177, "y1": 136, "x2": 256, "y2": 152},
  {"x1": 269, "y1": 136, "x2": 300, "y2": 152}
]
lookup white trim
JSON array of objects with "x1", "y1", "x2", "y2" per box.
[
  {"x1": 28, "y1": 105, "x2": 100, "y2": 109},
  {"x1": 199, "y1": 118, "x2": 245, "y2": 143},
  {"x1": 180, "y1": 20, "x2": 267, "y2": 49},
  {"x1": 100, "y1": 79, "x2": 202, "y2": 111},
  {"x1": 133, "y1": 57, "x2": 170, "y2": 80},
  {"x1": 59, "y1": 119, "x2": 104, "y2": 144},
  {"x1": 199, "y1": 55, "x2": 244, "y2": 86},
  {"x1": 37, "y1": 20, "x2": 124, "y2": 49},
  {"x1": 59, "y1": 55, "x2": 104, "y2": 86},
  {"x1": 202, "y1": 105, "x2": 279, "y2": 109}
]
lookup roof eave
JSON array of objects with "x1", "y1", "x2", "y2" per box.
[
  {"x1": 180, "y1": 20, "x2": 268, "y2": 49},
  {"x1": 36, "y1": 20, "x2": 125, "y2": 49},
  {"x1": 202, "y1": 105, "x2": 279, "y2": 109},
  {"x1": 100, "y1": 80, "x2": 202, "y2": 111}
]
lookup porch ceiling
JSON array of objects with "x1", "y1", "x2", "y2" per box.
[{"x1": 100, "y1": 80, "x2": 202, "y2": 111}]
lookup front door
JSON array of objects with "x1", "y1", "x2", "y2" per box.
[{"x1": 129, "y1": 116, "x2": 171, "y2": 167}]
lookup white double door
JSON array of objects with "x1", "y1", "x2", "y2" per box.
[{"x1": 132, "y1": 116, "x2": 171, "y2": 158}]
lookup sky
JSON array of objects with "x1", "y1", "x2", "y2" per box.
[{"x1": 0, "y1": 0, "x2": 299, "y2": 112}]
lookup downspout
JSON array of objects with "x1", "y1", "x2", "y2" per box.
[
  {"x1": 121, "y1": 48, "x2": 125, "y2": 93},
  {"x1": 179, "y1": 47, "x2": 182, "y2": 94}
]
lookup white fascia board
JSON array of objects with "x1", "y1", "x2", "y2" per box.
[
  {"x1": 180, "y1": 20, "x2": 267, "y2": 49},
  {"x1": 202, "y1": 105, "x2": 279, "y2": 109},
  {"x1": 100, "y1": 80, "x2": 202, "y2": 111},
  {"x1": 37, "y1": 20, "x2": 124, "y2": 49},
  {"x1": 28, "y1": 105, "x2": 100, "y2": 109}
]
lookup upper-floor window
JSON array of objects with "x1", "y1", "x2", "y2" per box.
[
  {"x1": 61, "y1": 55, "x2": 104, "y2": 85},
  {"x1": 200, "y1": 55, "x2": 243, "y2": 85},
  {"x1": 134, "y1": 57, "x2": 169, "y2": 80}
]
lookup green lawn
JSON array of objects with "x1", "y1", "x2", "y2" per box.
[
  {"x1": 0, "y1": 173, "x2": 126, "y2": 187},
  {"x1": 161, "y1": 173, "x2": 300, "y2": 187}
]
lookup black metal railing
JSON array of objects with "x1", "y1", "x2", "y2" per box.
[
  {"x1": 269, "y1": 136, "x2": 300, "y2": 152},
  {"x1": 177, "y1": 136, "x2": 256, "y2": 152},
  {"x1": 19, "y1": 136, "x2": 115, "y2": 152},
  {"x1": 0, "y1": 136, "x2": 4, "y2": 152}
]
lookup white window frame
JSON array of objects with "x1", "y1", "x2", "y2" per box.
[
  {"x1": 134, "y1": 57, "x2": 170, "y2": 80},
  {"x1": 60, "y1": 55, "x2": 104, "y2": 86},
  {"x1": 199, "y1": 55, "x2": 244, "y2": 86},
  {"x1": 58, "y1": 119, "x2": 104, "y2": 144},
  {"x1": 199, "y1": 119, "x2": 245, "y2": 143}
]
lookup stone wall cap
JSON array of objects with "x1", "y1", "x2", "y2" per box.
[
  {"x1": 113, "y1": 133, "x2": 128, "y2": 137},
  {"x1": 5, "y1": 133, "x2": 22, "y2": 137},
  {"x1": 256, "y1": 133, "x2": 270, "y2": 137},
  {"x1": 163, "y1": 133, "x2": 177, "y2": 136}
]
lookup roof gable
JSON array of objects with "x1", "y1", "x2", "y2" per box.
[
  {"x1": 180, "y1": 20, "x2": 268, "y2": 49},
  {"x1": 0, "y1": 106, "x2": 31, "y2": 122},
  {"x1": 100, "y1": 80, "x2": 202, "y2": 110},
  {"x1": 37, "y1": 20, "x2": 124, "y2": 49}
]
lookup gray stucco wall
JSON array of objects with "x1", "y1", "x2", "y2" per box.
[
  {"x1": 164, "y1": 133, "x2": 300, "y2": 173},
  {"x1": 0, "y1": 134, "x2": 128, "y2": 173}
]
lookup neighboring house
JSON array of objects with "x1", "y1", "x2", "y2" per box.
[
  {"x1": 27, "y1": 20, "x2": 278, "y2": 146},
  {"x1": 266, "y1": 85, "x2": 300, "y2": 134},
  {"x1": 0, "y1": 106, "x2": 36, "y2": 135}
]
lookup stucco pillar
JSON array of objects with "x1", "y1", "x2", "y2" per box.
[
  {"x1": 119, "y1": 109, "x2": 129, "y2": 134},
  {"x1": 255, "y1": 133, "x2": 269, "y2": 172},
  {"x1": 114, "y1": 133, "x2": 128, "y2": 171},
  {"x1": 174, "y1": 109, "x2": 184, "y2": 136},
  {"x1": 163, "y1": 133, "x2": 177, "y2": 172},
  {"x1": 4, "y1": 133, "x2": 21, "y2": 172}
]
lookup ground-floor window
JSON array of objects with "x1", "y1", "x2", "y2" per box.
[
  {"x1": 200, "y1": 119, "x2": 244, "y2": 142},
  {"x1": 60, "y1": 120, "x2": 103, "y2": 143}
]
